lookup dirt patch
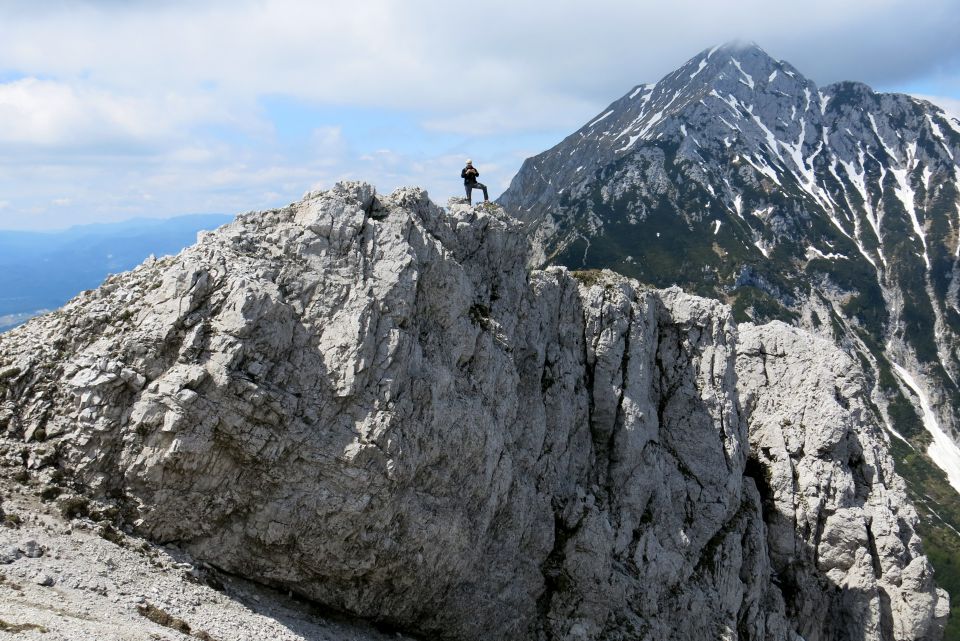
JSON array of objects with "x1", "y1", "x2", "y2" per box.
[
  {"x1": 137, "y1": 603, "x2": 218, "y2": 640},
  {"x1": 0, "y1": 617, "x2": 49, "y2": 633}
]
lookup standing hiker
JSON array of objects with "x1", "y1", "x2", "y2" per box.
[{"x1": 461, "y1": 159, "x2": 489, "y2": 205}]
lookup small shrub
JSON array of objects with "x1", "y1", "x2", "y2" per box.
[
  {"x1": 136, "y1": 603, "x2": 219, "y2": 640},
  {"x1": 137, "y1": 603, "x2": 191, "y2": 634},
  {"x1": 38, "y1": 486, "x2": 62, "y2": 502},
  {"x1": 58, "y1": 496, "x2": 90, "y2": 520},
  {"x1": 97, "y1": 523, "x2": 126, "y2": 547},
  {"x1": 571, "y1": 269, "x2": 604, "y2": 287},
  {"x1": 468, "y1": 304, "x2": 491, "y2": 330}
]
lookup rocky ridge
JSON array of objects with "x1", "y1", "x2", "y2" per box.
[{"x1": 0, "y1": 183, "x2": 949, "y2": 639}]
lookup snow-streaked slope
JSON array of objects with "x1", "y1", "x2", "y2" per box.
[
  {"x1": 498, "y1": 41, "x2": 960, "y2": 509},
  {"x1": 893, "y1": 363, "x2": 960, "y2": 494}
]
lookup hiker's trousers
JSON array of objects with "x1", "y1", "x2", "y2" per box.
[{"x1": 465, "y1": 181, "x2": 488, "y2": 203}]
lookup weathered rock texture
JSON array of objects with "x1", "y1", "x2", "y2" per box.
[
  {"x1": 737, "y1": 323, "x2": 950, "y2": 640},
  {"x1": 0, "y1": 183, "x2": 948, "y2": 640},
  {"x1": 0, "y1": 489, "x2": 416, "y2": 641}
]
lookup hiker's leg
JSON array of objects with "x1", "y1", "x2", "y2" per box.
[
  {"x1": 477, "y1": 182, "x2": 489, "y2": 201},
  {"x1": 464, "y1": 184, "x2": 472, "y2": 204}
]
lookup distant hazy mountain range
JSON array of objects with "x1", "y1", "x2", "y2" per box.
[{"x1": 0, "y1": 214, "x2": 234, "y2": 331}]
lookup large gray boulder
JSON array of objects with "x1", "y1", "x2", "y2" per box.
[{"x1": 0, "y1": 183, "x2": 947, "y2": 640}]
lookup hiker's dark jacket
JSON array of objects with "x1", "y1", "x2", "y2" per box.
[{"x1": 461, "y1": 166, "x2": 480, "y2": 184}]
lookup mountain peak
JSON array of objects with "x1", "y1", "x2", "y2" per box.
[
  {"x1": 685, "y1": 41, "x2": 775, "y2": 69},
  {"x1": 648, "y1": 41, "x2": 811, "y2": 107},
  {"x1": 709, "y1": 39, "x2": 766, "y2": 57},
  {"x1": 498, "y1": 42, "x2": 819, "y2": 219}
]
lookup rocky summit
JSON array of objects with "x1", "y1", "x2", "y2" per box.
[{"x1": 0, "y1": 183, "x2": 948, "y2": 639}]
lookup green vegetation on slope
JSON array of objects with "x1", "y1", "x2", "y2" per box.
[{"x1": 891, "y1": 438, "x2": 960, "y2": 640}]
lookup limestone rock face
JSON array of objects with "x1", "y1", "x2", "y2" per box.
[
  {"x1": 736, "y1": 323, "x2": 949, "y2": 641},
  {"x1": 0, "y1": 183, "x2": 947, "y2": 640}
]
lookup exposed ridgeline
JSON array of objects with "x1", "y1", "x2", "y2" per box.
[
  {"x1": 0, "y1": 184, "x2": 948, "y2": 640},
  {"x1": 497, "y1": 42, "x2": 960, "y2": 555}
]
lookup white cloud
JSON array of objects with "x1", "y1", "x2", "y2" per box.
[
  {"x1": 3, "y1": 1, "x2": 958, "y2": 118},
  {"x1": 914, "y1": 94, "x2": 960, "y2": 120},
  {"x1": 0, "y1": 0, "x2": 957, "y2": 229},
  {"x1": 0, "y1": 78, "x2": 137, "y2": 147},
  {"x1": 423, "y1": 93, "x2": 601, "y2": 136},
  {"x1": 165, "y1": 146, "x2": 219, "y2": 164},
  {"x1": 0, "y1": 77, "x2": 226, "y2": 149},
  {"x1": 0, "y1": 6, "x2": 956, "y2": 150},
  {"x1": 309, "y1": 126, "x2": 347, "y2": 164}
]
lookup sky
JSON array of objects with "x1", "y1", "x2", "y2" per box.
[{"x1": 0, "y1": 0, "x2": 958, "y2": 229}]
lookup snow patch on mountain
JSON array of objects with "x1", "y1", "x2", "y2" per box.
[
  {"x1": 730, "y1": 58, "x2": 755, "y2": 89},
  {"x1": 891, "y1": 167, "x2": 931, "y2": 270},
  {"x1": 588, "y1": 110, "x2": 614, "y2": 128},
  {"x1": 689, "y1": 58, "x2": 708, "y2": 80},
  {"x1": 893, "y1": 364, "x2": 960, "y2": 494},
  {"x1": 806, "y1": 246, "x2": 847, "y2": 261},
  {"x1": 956, "y1": 202, "x2": 960, "y2": 257}
]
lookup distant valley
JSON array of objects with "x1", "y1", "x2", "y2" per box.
[{"x1": 0, "y1": 214, "x2": 234, "y2": 331}]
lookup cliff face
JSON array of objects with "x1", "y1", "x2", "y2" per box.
[
  {"x1": 737, "y1": 323, "x2": 949, "y2": 640},
  {"x1": 0, "y1": 183, "x2": 947, "y2": 640}
]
